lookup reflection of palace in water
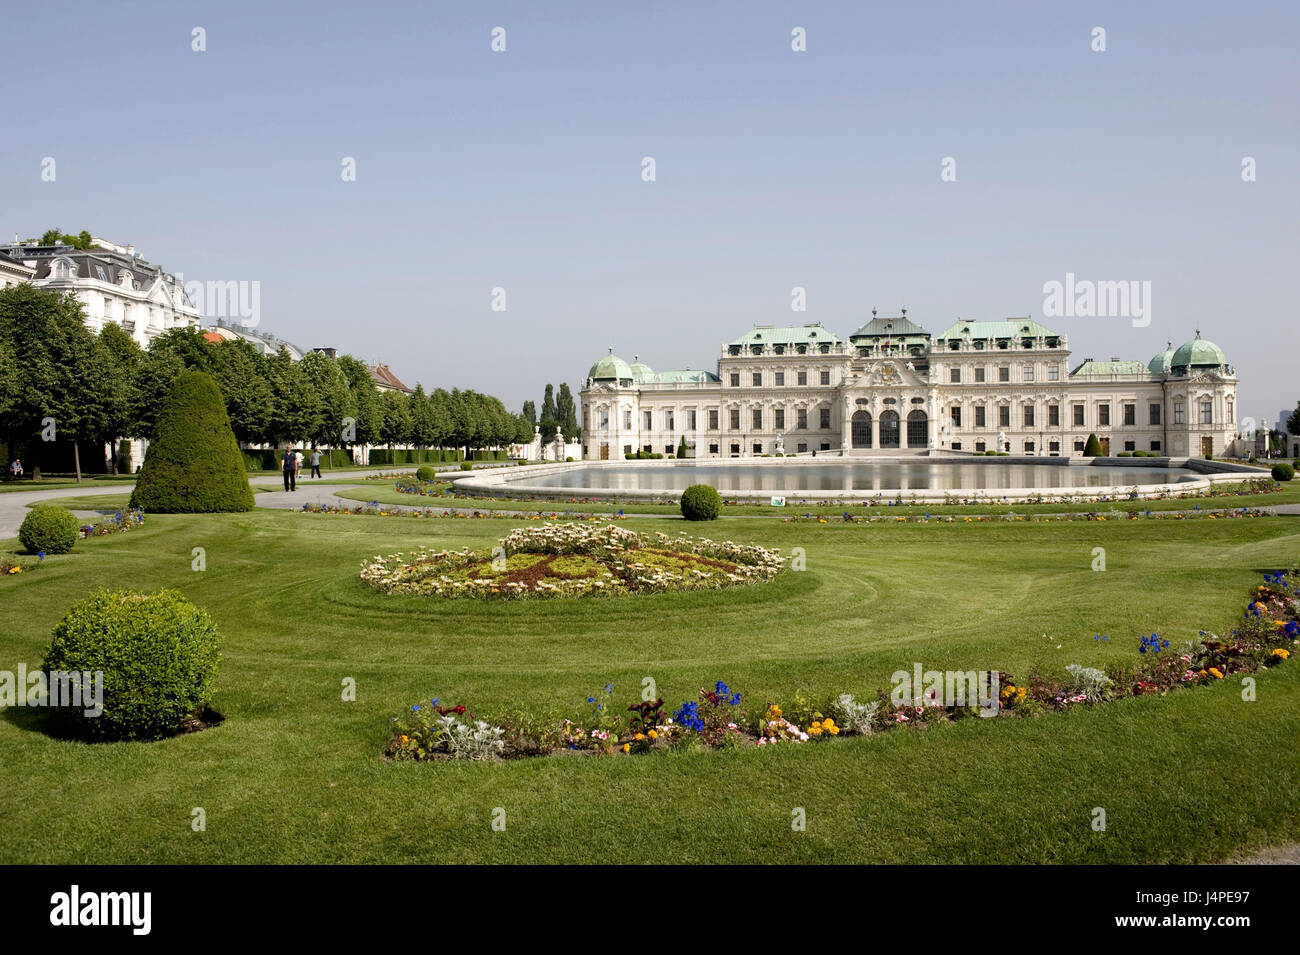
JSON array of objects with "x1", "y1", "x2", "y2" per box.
[{"x1": 580, "y1": 313, "x2": 1239, "y2": 461}]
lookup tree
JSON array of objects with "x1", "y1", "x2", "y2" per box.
[
  {"x1": 128, "y1": 370, "x2": 255, "y2": 512},
  {"x1": 337, "y1": 355, "x2": 382, "y2": 449},
  {"x1": 266, "y1": 346, "x2": 317, "y2": 444},
  {"x1": 522, "y1": 400, "x2": 536, "y2": 427},
  {"x1": 97, "y1": 324, "x2": 144, "y2": 472},
  {"x1": 298, "y1": 350, "x2": 354, "y2": 452},
  {"x1": 208, "y1": 338, "x2": 273, "y2": 445},
  {"x1": 556, "y1": 382, "x2": 579, "y2": 438},
  {"x1": 378, "y1": 388, "x2": 411, "y2": 451},
  {"x1": 0, "y1": 285, "x2": 113, "y2": 482},
  {"x1": 1083, "y1": 433, "x2": 1102, "y2": 457},
  {"x1": 677, "y1": 434, "x2": 689, "y2": 458},
  {"x1": 541, "y1": 384, "x2": 557, "y2": 426},
  {"x1": 408, "y1": 385, "x2": 437, "y2": 460},
  {"x1": 1287, "y1": 402, "x2": 1300, "y2": 437}
]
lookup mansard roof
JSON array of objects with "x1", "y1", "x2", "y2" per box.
[
  {"x1": 850, "y1": 315, "x2": 929, "y2": 338},
  {"x1": 729, "y1": 323, "x2": 840, "y2": 346},
  {"x1": 936, "y1": 318, "x2": 1060, "y2": 340}
]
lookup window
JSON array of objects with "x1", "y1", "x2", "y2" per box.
[
  {"x1": 752, "y1": 409, "x2": 762, "y2": 430},
  {"x1": 709, "y1": 443, "x2": 719, "y2": 454},
  {"x1": 623, "y1": 411, "x2": 632, "y2": 430},
  {"x1": 775, "y1": 408, "x2": 785, "y2": 430},
  {"x1": 752, "y1": 372, "x2": 762, "y2": 387},
  {"x1": 974, "y1": 366, "x2": 986, "y2": 383},
  {"x1": 1024, "y1": 365, "x2": 1034, "y2": 383},
  {"x1": 1049, "y1": 440, "x2": 1060, "y2": 453},
  {"x1": 729, "y1": 373, "x2": 740, "y2": 387},
  {"x1": 949, "y1": 368, "x2": 961, "y2": 383},
  {"x1": 975, "y1": 441, "x2": 986, "y2": 452},
  {"x1": 1227, "y1": 398, "x2": 1234, "y2": 423},
  {"x1": 797, "y1": 371, "x2": 808, "y2": 386},
  {"x1": 1048, "y1": 404, "x2": 1060, "y2": 427},
  {"x1": 729, "y1": 409, "x2": 740, "y2": 430},
  {"x1": 1200, "y1": 400, "x2": 1212, "y2": 424},
  {"x1": 819, "y1": 370, "x2": 830, "y2": 386},
  {"x1": 642, "y1": 411, "x2": 652, "y2": 430},
  {"x1": 797, "y1": 443, "x2": 807, "y2": 453},
  {"x1": 974, "y1": 405, "x2": 986, "y2": 429},
  {"x1": 950, "y1": 406, "x2": 962, "y2": 428},
  {"x1": 998, "y1": 405, "x2": 1010, "y2": 428},
  {"x1": 819, "y1": 408, "x2": 831, "y2": 429},
  {"x1": 1073, "y1": 405, "x2": 1085, "y2": 427},
  {"x1": 599, "y1": 410, "x2": 610, "y2": 430},
  {"x1": 820, "y1": 442, "x2": 830, "y2": 451},
  {"x1": 951, "y1": 442, "x2": 962, "y2": 450},
  {"x1": 730, "y1": 443, "x2": 740, "y2": 456},
  {"x1": 1024, "y1": 441, "x2": 1035, "y2": 453},
  {"x1": 1074, "y1": 441, "x2": 1085, "y2": 452},
  {"x1": 1150, "y1": 440, "x2": 1161, "y2": 452},
  {"x1": 1124, "y1": 441, "x2": 1136, "y2": 451},
  {"x1": 1149, "y1": 403, "x2": 1161, "y2": 425},
  {"x1": 1098, "y1": 404, "x2": 1110, "y2": 426},
  {"x1": 96, "y1": 266, "x2": 108, "y2": 282},
  {"x1": 796, "y1": 408, "x2": 808, "y2": 429},
  {"x1": 686, "y1": 410, "x2": 696, "y2": 431},
  {"x1": 1048, "y1": 365, "x2": 1060, "y2": 381},
  {"x1": 665, "y1": 445, "x2": 673, "y2": 455},
  {"x1": 775, "y1": 371, "x2": 784, "y2": 386},
  {"x1": 1023, "y1": 405, "x2": 1035, "y2": 427},
  {"x1": 708, "y1": 409, "x2": 719, "y2": 430},
  {"x1": 753, "y1": 443, "x2": 763, "y2": 455},
  {"x1": 1174, "y1": 401, "x2": 1185, "y2": 424},
  {"x1": 998, "y1": 366, "x2": 1010, "y2": 383},
  {"x1": 1123, "y1": 404, "x2": 1136, "y2": 426},
  {"x1": 664, "y1": 411, "x2": 674, "y2": 431}
]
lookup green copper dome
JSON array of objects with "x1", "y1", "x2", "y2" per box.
[
  {"x1": 1148, "y1": 341, "x2": 1176, "y2": 375},
  {"x1": 588, "y1": 349, "x2": 634, "y2": 383},
  {"x1": 628, "y1": 355, "x2": 655, "y2": 383},
  {"x1": 1170, "y1": 331, "x2": 1227, "y2": 373}
]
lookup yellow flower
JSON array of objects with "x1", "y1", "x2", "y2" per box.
[
  {"x1": 622, "y1": 743, "x2": 630, "y2": 753},
  {"x1": 7, "y1": 566, "x2": 20, "y2": 574},
  {"x1": 634, "y1": 732, "x2": 645, "y2": 740},
  {"x1": 828, "y1": 724, "x2": 840, "y2": 735},
  {"x1": 1272, "y1": 648, "x2": 1290, "y2": 659},
  {"x1": 647, "y1": 729, "x2": 658, "y2": 740},
  {"x1": 1209, "y1": 667, "x2": 1224, "y2": 679}
]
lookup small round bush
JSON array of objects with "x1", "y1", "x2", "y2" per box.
[
  {"x1": 19, "y1": 504, "x2": 79, "y2": 555},
  {"x1": 681, "y1": 484, "x2": 722, "y2": 521},
  {"x1": 43, "y1": 589, "x2": 220, "y2": 741},
  {"x1": 416, "y1": 465, "x2": 436, "y2": 481},
  {"x1": 1272, "y1": 462, "x2": 1294, "y2": 482},
  {"x1": 460, "y1": 462, "x2": 473, "y2": 471}
]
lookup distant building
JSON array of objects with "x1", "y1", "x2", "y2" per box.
[
  {"x1": 582, "y1": 315, "x2": 1240, "y2": 460},
  {"x1": 206, "y1": 319, "x2": 304, "y2": 359},
  {"x1": 0, "y1": 237, "x2": 200, "y2": 345},
  {"x1": 368, "y1": 363, "x2": 413, "y2": 394},
  {"x1": 0, "y1": 250, "x2": 35, "y2": 288}
]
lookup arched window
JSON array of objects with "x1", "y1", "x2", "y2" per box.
[
  {"x1": 907, "y1": 409, "x2": 928, "y2": 448},
  {"x1": 879, "y1": 410, "x2": 900, "y2": 448},
  {"x1": 852, "y1": 411, "x2": 872, "y2": 448}
]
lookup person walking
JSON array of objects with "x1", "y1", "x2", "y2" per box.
[
  {"x1": 295, "y1": 449, "x2": 304, "y2": 482},
  {"x1": 309, "y1": 448, "x2": 322, "y2": 479},
  {"x1": 282, "y1": 446, "x2": 297, "y2": 492}
]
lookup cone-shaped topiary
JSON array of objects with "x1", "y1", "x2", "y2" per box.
[
  {"x1": 1082, "y1": 433, "x2": 1102, "y2": 457},
  {"x1": 129, "y1": 370, "x2": 255, "y2": 513}
]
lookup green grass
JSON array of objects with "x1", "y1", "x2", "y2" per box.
[
  {"x1": 0, "y1": 475, "x2": 138, "y2": 493},
  {"x1": 1, "y1": 509, "x2": 1297, "y2": 863},
  {"x1": 337, "y1": 479, "x2": 1300, "y2": 517},
  {"x1": 27, "y1": 488, "x2": 267, "y2": 511}
]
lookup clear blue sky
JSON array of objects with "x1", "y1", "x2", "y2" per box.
[{"x1": 3, "y1": 0, "x2": 1296, "y2": 425}]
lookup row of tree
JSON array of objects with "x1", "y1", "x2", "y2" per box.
[
  {"x1": 0, "y1": 284, "x2": 534, "y2": 479},
  {"x1": 521, "y1": 382, "x2": 580, "y2": 443}
]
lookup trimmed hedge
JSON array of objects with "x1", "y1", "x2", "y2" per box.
[
  {"x1": 416, "y1": 465, "x2": 437, "y2": 481},
  {"x1": 1083, "y1": 434, "x2": 1102, "y2": 457},
  {"x1": 19, "y1": 504, "x2": 79, "y2": 555},
  {"x1": 1272, "y1": 462, "x2": 1294, "y2": 482},
  {"x1": 681, "y1": 484, "x2": 722, "y2": 521},
  {"x1": 43, "y1": 588, "x2": 220, "y2": 741},
  {"x1": 130, "y1": 371, "x2": 255, "y2": 513},
  {"x1": 367, "y1": 448, "x2": 464, "y2": 466}
]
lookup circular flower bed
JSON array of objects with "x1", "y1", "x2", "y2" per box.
[{"x1": 360, "y1": 522, "x2": 785, "y2": 598}]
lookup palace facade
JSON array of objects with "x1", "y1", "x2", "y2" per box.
[{"x1": 579, "y1": 314, "x2": 1239, "y2": 460}]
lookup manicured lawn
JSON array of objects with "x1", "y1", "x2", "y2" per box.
[
  {"x1": 1, "y1": 510, "x2": 1297, "y2": 863},
  {"x1": 0, "y1": 475, "x2": 137, "y2": 494}
]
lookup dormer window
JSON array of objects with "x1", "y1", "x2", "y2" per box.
[{"x1": 95, "y1": 265, "x2": 108, "y2": 282}]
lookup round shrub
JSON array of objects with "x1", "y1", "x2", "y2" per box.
[
  {"x1": 460, "y1": 462, "x2": 473, "y2": 471},
  {"x1": 19, "y1": 504, "x2": 79, "y2": 555},
  {"x1": 129, "y1": 370, "x2": 255, "y2": 513},
  {"x1": 416, "y1": 465, "x2": 437, "y2": 481},
  {"x1": 43, "y1": 589, "x2": 220, "y2": 741},
  {"x1": 1272, "y1": 462, "x2": 1294, "y2": 482},
  {"x1": 680, "y1": 484, "x2": 722, "y2": 521}
]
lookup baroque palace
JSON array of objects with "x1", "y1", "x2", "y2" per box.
[{"x1": 579, "y1": 313, "x2": 1239, "y2": 460}]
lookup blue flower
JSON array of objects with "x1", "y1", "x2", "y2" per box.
[
  {"x1": 673, "y1": 700, "x2": 704, "y2": 732},
  {"x1": 412, "y1": 704, "x2": 421, "y2": 712},
  {"x1": 587, "y1": 696, "x2": 596, "y2": 704},
  {"x1": 605, "y1": 684, "x2": 614, "y2": 693}
]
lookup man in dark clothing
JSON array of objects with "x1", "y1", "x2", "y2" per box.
[
  {"x1": 283, "y1": 447, "x2": 297, "y2": 491},
  {"x1": 309, "y1": 448, "x2": 322, "y2": 479}
]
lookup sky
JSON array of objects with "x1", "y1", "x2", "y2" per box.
[{"x1": 2, "y1": 0, "x2": 1297, "y2": 426}]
